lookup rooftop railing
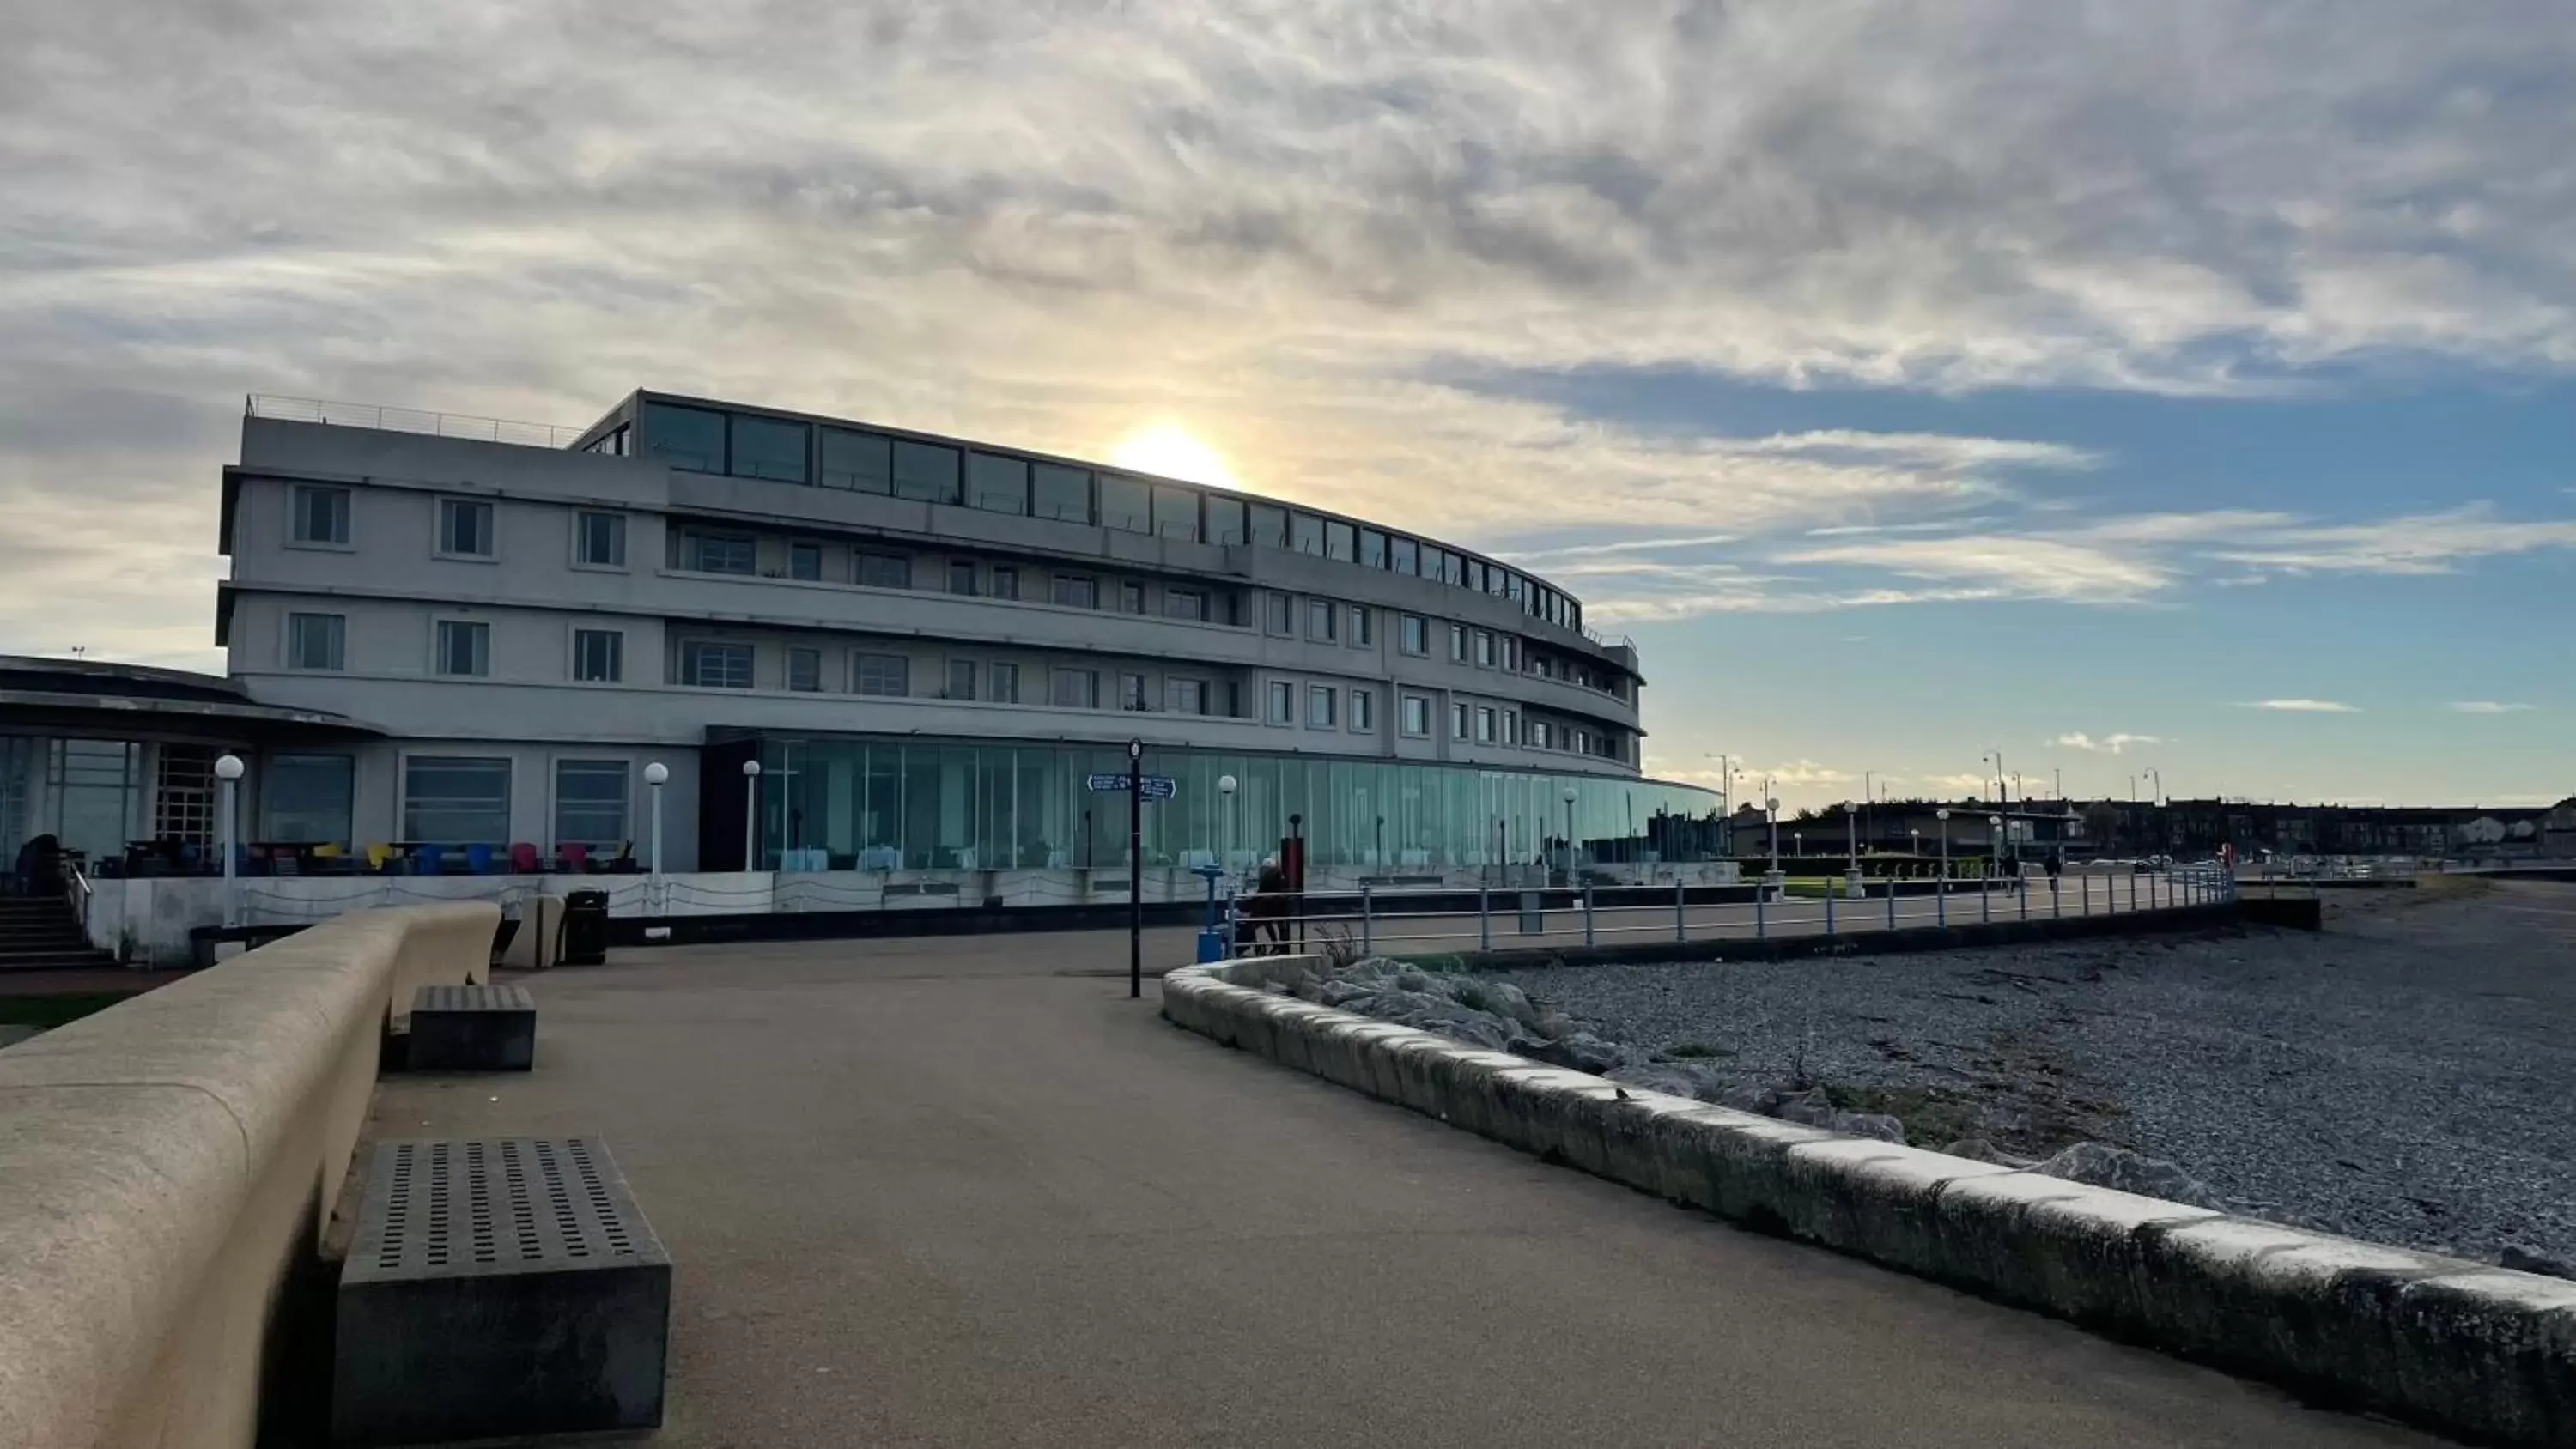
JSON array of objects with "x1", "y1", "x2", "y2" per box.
[{"x1": 246, "y1": 394, "x2": 586, "y2": 450}]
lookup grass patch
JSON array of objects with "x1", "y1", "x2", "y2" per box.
[
  {"x1": 1662, "y1": 1040, "x2": 1733, "y2": 1059},
  {"x1": 0, "y1": 992, "x2": 137, "y2": 1030},
  {"x1": 1820, "y1": 1083, "x2": 1985, "y2": 1149}
]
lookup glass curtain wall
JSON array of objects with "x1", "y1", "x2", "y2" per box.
[{"x1": 754, "y1": 735, "x2": 1722, "y2": 871}]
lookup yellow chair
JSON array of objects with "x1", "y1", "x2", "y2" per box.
[
  {"x1": 312, "y1": 841, "x2": 343, "y2": 859},
  {"x1": 365, "y1": 843, "x2": 395, "y2": 871}
]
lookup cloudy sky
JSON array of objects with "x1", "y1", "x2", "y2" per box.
[{"x1": 5, "y1": 0, "x2": 2571, "y2": 809}]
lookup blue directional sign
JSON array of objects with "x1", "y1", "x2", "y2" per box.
[{"x1": 1086, "y1": 773, "x2": 1178, "y2": 800}]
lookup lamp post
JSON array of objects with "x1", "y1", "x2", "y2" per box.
[
  {"x1": 1935, "y1": 807, "x2": 1953, "y2": 925},
  {"x1": 215, "y1": 753, "x2": 244, "y2": 928},
  {"x1": 1987, "y1": 814, "x2": 2003, "y2": 921},
  {"x1": 1216, "y1": 773, "x2": 1238, "y2": 878},
  {"x1": 1764, "y1": 796, "x2": 1783, "y2": 894},
  {"x1": 1560, "y1": 785, "x2": 1578, "y2": 879},
  {"x1": 644, "y1": 761, "x2": 668, "y2": 912},
  {"x1": 1845, "y1": 800, "x2": 1862, "y2": 899},
  {"x1": 741, "y1": 759, "x2": 762, "y2": 871}
]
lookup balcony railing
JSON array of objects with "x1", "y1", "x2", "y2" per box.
[{"x1": 246, "y1": 394, "x2": 586, "y2": 450}]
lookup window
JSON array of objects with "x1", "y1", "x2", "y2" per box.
[
  {"x1": 991, "y1": 663, "x2": 1020, "y2": 704},
  {"x1": 1401, "y1": 694, "x2": 1432, "y2": 737},
  {"x1": 1053, "y1": 574, "x2": 1097, "y2": 609},
  {"x1": 1390, "y1": 536, "x2": 1419, "y2": 575},
  {"x1": 729, "y1": 415, "x2": 809, "y2": 483},
  {"x1": 642, "y1": 402, "x2": 726, "y2": 472},
  {"x1": 787, "y1": 646, "x2": 822, "y2": 693},
  {"x1": 264, "y1": 753, "x2": 352, "y2": 845},
  {"x1": 1291, "y1": 512, "x2": 1326, "y2": 555},
  {"x1": 1121, "y1": 581, "x2": 1147, "y2": 615},
  {"x1": 289, "y1": 484, "x2": 349, "y2": 545},
  {"x1": 1324, "y1": 520, "x2": 1355, "y2": 562},
  {"x1": 1031, "y1": 463, "x2": 1091, "y2": 523},
  {"x1": 857, "y1": 552, "x2": 911, "y2": 589},
  {"x1": 854, "y1": 652, "x2": 910, "y2": 697},
  {"x1": 1465, "y1": 559, "x2": 1486, "y2": 594},
  {"x1": 969, "y1": 453, "x2": 1030, "y2": 514},
  {"x1": 819, "y1": 427, "x2": 893, "y2": 492},
  {"x1": 404, "y1": 756, "x2": 511, "y2": 842},
  {"x1": 1474, "y1": 629, "x2": 1494, "y2": 667},
  {"x1": 1265, "y1": 593, "x2": 1293, "y2": 635},
  {"x1": 1266, "y1": 681, "x2": 1295, "y2": 724},
  {"x1": 1151, "y1": 483, "x2": 1199, "y2": 542},
  {"x1": 1120, "y1": 672, "x2": 1148, "y2": 711},
  {"x1": 575, "y1": 511, "x2": 626, "y2": 567},
  {"x1": 789, "y1": 542, "x2": 823, "y2": 581},
  {"x1": 683, "y1": 640, "x2": 754, "y2": 689},
  {"x1": 1249, "y1": 503, "x2": 1288, "y2": 549},
  {"x1": 1449, "y1": 624, "x2": 1467, "y2": 663},
  {"x1": 891, "y1": 440, "x2": 962, "y2": 504},
  {"x1": 1507, "y1": 573, "x2": 1526, "y2": 606},
  {"x1": 1308, "y1": 685, "x2": 1336, "y2": 729},
  {"x1": 1399, "y1": 614, "x2": 1428, "y2": 655},
  {"x1": 1307, "y1": 597, "x2": 1336, "y2": 641},
  {"x1": 1502, "y1": 635, "x2": 1519, "y2": 671},
  {"x1": 434, "y1": 620, "x2": 489, "y2": 677},
  {"x1": 1165, "y1": 677, "x2": 1206, "y2": 715},
  {"x1": 1351, "y1": 688, "x2": 1375, "y2": 731},
  {"x1": 990, "y1": 566, "x2": 1019, "y2": 601},
  {"x1": 685, "y1": 531, "x2": 756, "y2": 575},
  {"x1": 1359, "y1": 530, "x2": 1387, "y2": 569},
  {"x1": 573, "y1": 628, "x2": 623, "y2": 683},
  {"x1": 437, "y1": 498, "x2": 495, "y2": 558},
  {"x1": 1502, "y1": 708, "x2": 1518, "y2": 745},
  {"x1": 1476, "y1": 706, "x2": 1497, "y2": 743},
  {"x1": 948, "y1": 561, "x2": 978, "y2": 596},
  {"x1": 1098, "y1": 475, "x2": 1151, "y2": 534},
  {"x1": 947, "y1": 658, "x2": 977, "y2": 700},
  {"x1": 1051, "y1": 668, "x2": 1100, "y2": 709},
  {"x1": 1530, "y1": 720, "x2": 1552, "y2": 750},
  {"x1": 1163, "y1": 588, "x2": 1206, "y2": 621},
  {"x1": 1206, "y1": 495, "x2": 1249, "y2": 545},
  {"x1": 1442, "y1": 550, "x2": 1466, "y2": 586},
  {"x1": 1351, "y1": 606, "x2": 1373, "y2": 646},
  {"x1": 552, "y1": 760, "x2": 629, "y2": 849},
  {"x1": 287, "y1": 613, "x2": 344, "y2": 671}
]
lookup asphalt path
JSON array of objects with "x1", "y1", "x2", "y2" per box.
[{"x1": 370, "y1": 931, "x2": 2439, "y2": 1447}]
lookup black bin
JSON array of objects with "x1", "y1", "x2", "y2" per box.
[{"x1": 558, "y1": 889, "x2": 611, "y2": 967}]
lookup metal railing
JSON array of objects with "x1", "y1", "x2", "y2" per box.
[
  {"x1": 63, "y1": 862, "x2": 93, "y2": 937},
  {"x1": 1222, "y1": 864, "x2": 2235, "y2": 959},
  {"x1": 246, "y1": 394, "x2": 587, "y2": 450}
]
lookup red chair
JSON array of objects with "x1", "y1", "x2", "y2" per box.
[
  {"x1": 558, "y1": 842, "x2": 591, "y2": 872},
  {"x1": 509, "y1": 842, "x2": 541, "y2": 874}
]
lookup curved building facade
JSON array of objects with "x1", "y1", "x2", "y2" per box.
[{"x1": 216, "y1": 391, "x2": 1720, "y2": 876}]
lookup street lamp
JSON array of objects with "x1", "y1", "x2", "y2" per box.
[
  {"x1": 644, "y1": 761, "x2": 669, "y2": 912},
  {"x1": 215, "y1": 753, "x2": 244, "y2": 928},
  {"x1": 1765, "y1": 796, "x2": 1781, "y2": 881},
  {"x1": 741, "y1": 759, "x2": 762, "y2": 871},
  {"x1": 1560, "y1": 785, "x2": 1579, "y2": 877},
  {"x1": 1935, "y1": 808, "x2": 1953, "y2": 925},
  {"x1": 1216, "y1": 773, "x2": 1238, "y2": 869}
]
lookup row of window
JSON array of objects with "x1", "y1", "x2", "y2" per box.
[
  {"x1": 620, "y1": 400, "x2": 1588, "y2": 631},
  {"x1": 283, "y1": 482, "x2": 1625, "y2": 700},
  {"x1": 262, "y1": 751, "x2": 629, "y2": 849}
]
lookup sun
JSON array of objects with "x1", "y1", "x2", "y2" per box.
[{"x1": 1111, "y1": 423, "x2": 1236, "y2": 488}]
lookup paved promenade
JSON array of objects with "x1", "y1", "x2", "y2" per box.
[{"x1": 371, "y1": 931, "x2": 2438, "y2": 1447}]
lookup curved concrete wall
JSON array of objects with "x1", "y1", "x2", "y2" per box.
[
  {"x1": 0, "y1": 902, "x2": 495, "y2": 1449},
  {"x1": 1163, "y1": 955, "x2": 2576, "y2": 1447}
]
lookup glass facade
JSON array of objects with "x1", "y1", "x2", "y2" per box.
[{"x1": 751, "y1": 734, "x2": 1720, "y2": 871}]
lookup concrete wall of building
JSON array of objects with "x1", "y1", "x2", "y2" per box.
[{"x1": 0, "y1": 902, "x2": 495, "y2": 1449}]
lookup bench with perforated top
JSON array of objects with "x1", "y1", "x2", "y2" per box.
[
  {"x1": 332, "y1": 1137, "x2": 671, "y2": 1445},
  {"x1": 406, "y1": 982, "x2": 535, "y2": 1071}
]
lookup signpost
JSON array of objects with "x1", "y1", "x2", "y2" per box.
[{"x1": 1083, "y1": 743, "x2": 1180, "y2": 998}]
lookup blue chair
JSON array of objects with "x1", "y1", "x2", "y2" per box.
[
  {"x1": 465, "y1": 843, "x2": 495, "y2": 875},
  {"x1": 411, "y1": 844, "x2": 445, "y2": 876}
]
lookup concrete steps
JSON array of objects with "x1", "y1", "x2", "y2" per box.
[{"x1": 0, "y1": 897, "x2": 117, "y2": 971}]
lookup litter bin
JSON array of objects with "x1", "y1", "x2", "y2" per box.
[{"x1": 557, "y1": 888, "x2": 610, "y2": 967}]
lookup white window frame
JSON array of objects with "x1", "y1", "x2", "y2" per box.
[
  {"x1": 1452, "y1": 700, "x2": 1470, "y2": 739},
  {"x1": 1164, "y1": 676, "x2": 1207, "y2": 716},
  {"x1": 285, "y1": 612, "x2": 344, "y2": 672},
  {"x1": 854, "y1": 652, "x2": 911, "y2": 697},
  {"x1": 1400, "y1": 694, "x2": 1432, "y2": 737},
  {"x1": 1350, "y1": 606, "x2": 1373, "y2": 647},
  {"x1": 573, "y1": 510, "x2": 627, "y2": 570},
  {"x1": 571, "y1": 627, "x2": 623, "y2": 684},
  {"x1": 1050, "y1": 667, "x2": 1100, "y2": 710},
  {"x1": 435, "y1": 496, "x2": 497, "y2": 561},
  {"x1": 1449, "y1": 624, "x2": 1468, "y2": 664},
  {"x1": 1349, "y1": 688, "x2": 1374, "y2": 732},
  {"x1": 549, "y1": 757, "x2": 631, "y2": 852},
  {"x1": 433, "y1": 618, "x2": 491, "y2": 678},
  {"x1": 287, "y1": 483, "x2": 352, "y2": 549},
  {"x1": 1163, "y1": 588, "x2": 1207, "y2": 622},
  {"x1": 1306, "y1": 597, "x2": 1336, "y2": 642},
  {"x1": 787, "y1": 646, "x2": 823, "y2": 693},
  {"x1": 1266, "y1": 680, "x2": 1295, "y2": 725},
  {"x1": 1474, "y1": 629, "x2": 1494, "y2": 668},
  {"x1": 1120, "y1": 671, "x2": 1148, "y2": 710},
  {"x1": 1265, "y1": 593, "x2": 1294, "y2": 637},
  {"x1": 857, "y1": 551, "x2": 913, "y2": 590},
  {"x1": 1399, "y1": 614, "x2": 1428, "y2": 656},
  {"x1": 681, "y1": 639, "x2": 756, "y2": 690},
  {"x1": 948, "y1": 658, "x2": 978, "y2": 701},
  {"x1": 1476, "y1": 706, "x2": 1496, "y2": 743},
  {"x1": 991, "y1": 661, "x2": 1021, "y2": 704},
  {"x1": 400, "y1": 751, "x2": 513, "y2": 843},
  {"x1": 1052, "y1": 574, "x2": 1099, "y2": 609},
  {"x1": 1308, "y1": 685, "x2": 1336, "y2": 729}
]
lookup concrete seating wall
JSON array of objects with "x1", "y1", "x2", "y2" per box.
[{"x1": 0, "y1": 901, "x2": 497, "y2": 1449}]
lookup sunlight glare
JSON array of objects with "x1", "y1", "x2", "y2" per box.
[{"x1": 1111, "y1": 424, "x2": 1236, "y2": 488}]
